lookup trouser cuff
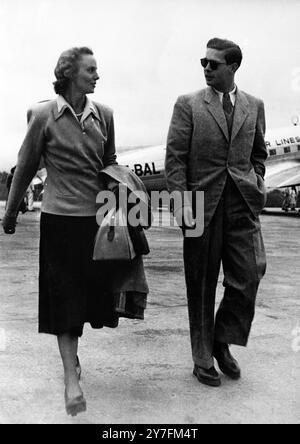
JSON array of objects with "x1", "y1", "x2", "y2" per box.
[{"x1": 193, "y1": 356, "x2": 214, "y2": 370}]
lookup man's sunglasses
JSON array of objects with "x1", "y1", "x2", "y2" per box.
[{"x1": 200, "y1": 58, "x2": 227, "y2": 70}]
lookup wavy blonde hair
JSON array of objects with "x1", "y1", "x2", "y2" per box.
[{"x1": 53, "y1": 47, "x2": 94, "y2": 95}]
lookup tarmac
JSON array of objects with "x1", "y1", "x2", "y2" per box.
[{"x1": 0, "y1": 204, "x2": 299, "y2": 424}]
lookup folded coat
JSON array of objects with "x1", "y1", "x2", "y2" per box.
[{"x1": 97, "y1": 164, "x2": 152, "y2": 320}]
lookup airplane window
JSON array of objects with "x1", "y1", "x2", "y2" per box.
[
  {"x1": 297, "y1": 144, "x2": 300, "y2": 151},
  {"x1": 269, "y1": 149, "x2": 276, "y2": 156},
  {"x1": 284, "y1": 147, "x2": 291, "y2": 153}
]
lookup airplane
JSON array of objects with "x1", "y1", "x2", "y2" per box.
[
  {"x1": 263, "y1": 125, "x2": 300, "y2": 188},
  {"x1": 32, "y1": 125, "x2": 300, "y2": 198},
  {"x1": 117, "y1": 125, "x2": 300, "y2": 191},
  {"x1": 27, "y1": 98, "x2": 300, "y2": 193}
]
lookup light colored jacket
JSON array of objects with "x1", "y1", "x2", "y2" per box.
[
  {"x1": 6, "y1": 97, "x2": 117, "y2": 217},
  {"x1": 165, "y1": 87, "x2": 268, "y2": 227}
]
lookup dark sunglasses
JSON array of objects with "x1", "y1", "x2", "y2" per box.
[{"x1": 200, "y1": 58, "x2": 227, "y2": 70}]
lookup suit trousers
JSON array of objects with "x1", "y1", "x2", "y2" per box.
[{"x1": 183, "y1": 175, "x2": 266, "y2": 369}]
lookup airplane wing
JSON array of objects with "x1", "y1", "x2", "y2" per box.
[{"x1": 265, "y1": 160, "x2": 300, "y2": 188}]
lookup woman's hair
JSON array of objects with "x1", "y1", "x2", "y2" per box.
[
  {"x1": 53, "y1": 46, "x2": 94, "y2": 95},
  {"x1": 207, "y1": 38, "x2": 243, "y2": 67}
]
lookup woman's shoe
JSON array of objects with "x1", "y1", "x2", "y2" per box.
[
  {"x1": 64, "y1": 389, "x2": 86, "y2": 416},
  {"x1": 76, "y1": 355, "x2": 82, "y2": 380}
]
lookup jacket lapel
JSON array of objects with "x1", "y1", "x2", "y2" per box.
[
  {"x1": 231, "y1": 89, "x2": 249, "y2": 142},
  {"x1": 204, "y1": 87, "x2": 229, "y2": 142}
]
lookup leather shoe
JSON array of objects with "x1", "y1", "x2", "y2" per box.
[
  {"x1": 193, "y1": 364, "x2": 221, "y2": 387},
  {"x1": 214, "y1": 342, "x2": 241, "y2": 380}
]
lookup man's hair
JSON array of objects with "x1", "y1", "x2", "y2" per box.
[
  {"x1": 53, "y1": 47, "x2": 94, "y2": 95},
  {"x1": 207, "y1": 38, "x2": 242, "y2": 67}
]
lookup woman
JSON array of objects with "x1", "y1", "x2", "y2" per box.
[{"x1": 2, "y1": 47, "x2": 121, "y2": 416}]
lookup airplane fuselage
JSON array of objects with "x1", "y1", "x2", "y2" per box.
[{"x1": 118, "y1": 125, "x2": 300, "y2": 190}]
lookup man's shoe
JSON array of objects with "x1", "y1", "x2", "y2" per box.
[
  {"x1": 214, "y1": 342, "x2": 241, "y2": 380},
  {"x1": 193, "y1": 364, "x2": 221, "y2": 387}
]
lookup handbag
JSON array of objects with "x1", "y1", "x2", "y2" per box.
[{"x1": 93, "y1": 206, "x2": 136, "y2": 261}]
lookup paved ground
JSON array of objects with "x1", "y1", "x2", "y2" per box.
[{"x1": 0, "y1": 204, "x2": 299, "y2": 424}]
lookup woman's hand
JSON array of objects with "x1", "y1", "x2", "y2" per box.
[{"x1": 2, "y1": 214, "x2": 17, "y2": 234}]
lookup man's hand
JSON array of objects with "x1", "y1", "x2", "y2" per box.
[
  {"x1": 2, "y1": 214, "x2": 17, "y2": 234},
  {"x1": 175, "y1": 206, "x2": 195, "y2": 229}
]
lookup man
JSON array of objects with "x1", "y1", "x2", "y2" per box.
[{"x1": 165, "y1": 38, "x2": 267, "y2": 387}]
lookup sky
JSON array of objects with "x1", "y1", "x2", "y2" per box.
[{"x1": 0, "y1": 0, "x2": 300, "y2": 170}]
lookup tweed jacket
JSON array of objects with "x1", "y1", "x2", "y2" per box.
[{"x1": 165, "y1": 86, "x2": 268, "y2": 227}]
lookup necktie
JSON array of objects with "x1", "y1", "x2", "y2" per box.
[{"x1": 222, "y1": 92, "x2": 234, "y2": 134}]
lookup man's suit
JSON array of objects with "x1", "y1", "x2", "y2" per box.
[{"x1": 165, "y1": 86, "x2": 267, "y2": 369}]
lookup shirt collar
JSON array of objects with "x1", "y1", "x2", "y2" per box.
[
  {"x1": 56, "y1": 95, "x2": 101, "y2": 122},
  {"x1": 213, "y1": 85, "x2": 237, "y2": 105}
]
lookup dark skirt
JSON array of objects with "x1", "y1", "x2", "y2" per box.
[{"x1": 39, "y1": 213, "x2": 119, "y2": 336}]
